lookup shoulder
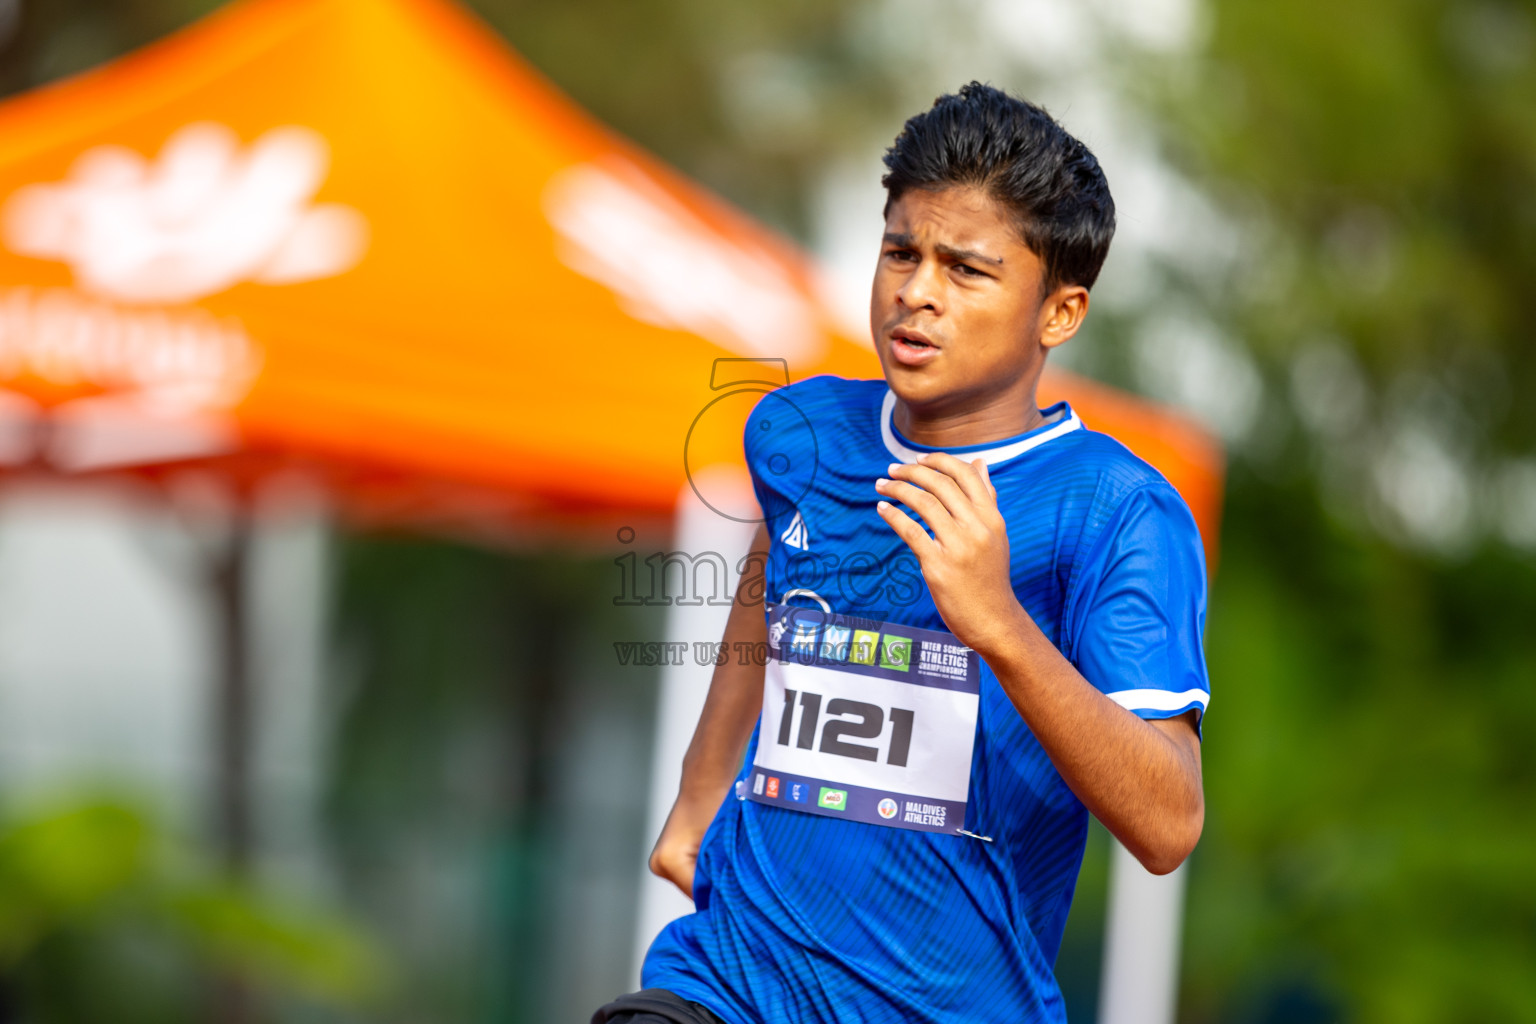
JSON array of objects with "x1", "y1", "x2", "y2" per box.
[
  {"x1": 747, "y1": 374, "x2": 884, "y2": 422},
  {"x1": 1056, "y1": 425, "x2": 1193, "y2": 519},
  {"x1": 744, "y1": 376, "x2": 884, "y2": 499},
  {"x1": 997, "y1": 419, "x2": 1188, "y2": 524},
  {"x1": 1053, "y1": 424, "x2": 1171, "y2": 498},
  {"x1": 1057, "y1": 429, "x2": 1211, "y2": 712},
  {"x1": 744, "y1": 375, "x2": 885, "y2": 452},
  {"x1": 1029, "y1": 423, "x2": 1204, "y2": 574}
]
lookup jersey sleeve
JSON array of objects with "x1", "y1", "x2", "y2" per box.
[
  {"x1": 1065, "y1": 481, "x2": 1211, "y2": 730},
  {"x1": 742, "y1": 380, "x2": 826, "y2": 534}
]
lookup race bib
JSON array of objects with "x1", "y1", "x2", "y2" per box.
[{"x1": 747, "y1": 601, "x2": 981, "y2": 835}]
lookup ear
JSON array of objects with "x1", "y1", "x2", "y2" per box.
[{"x1": 1039, "y1": 285, "x2": 1090, "y2": 350}]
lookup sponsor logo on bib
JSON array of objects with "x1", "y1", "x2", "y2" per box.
[
  {"x1": 879, "y1": 633, "x2": 912, "y2": 671},
  {"x1": 789, "y1": 622, "x2": 819, "y2": 658},
  {"x1": 877, "y1": 798, "x2": 898, "y2": 819},
  {"x1": 849, "y1": 630, "x2": 880, "y2": 666},
  {"x1": 818, "y1": 787, "x2": 847, "y2": 811},
  {"x1": 820, "y1": 624, "x2": 851, "y2": 662}
]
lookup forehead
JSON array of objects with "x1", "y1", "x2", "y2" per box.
[{"x1": 883, "y1": 186, "x2": 1028, "y2": 255}]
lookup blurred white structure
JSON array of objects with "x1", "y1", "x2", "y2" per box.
[
  {"x1": 0, "y1": 482, "x2": 211, "y2": 811},
  {"x1": 1101, "y1": 842, "x2": 1188, "y2": 1024},
  {"x1": 0, "y1": 477, "x2": 333, "y2": 890}
]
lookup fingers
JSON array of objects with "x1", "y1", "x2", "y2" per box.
[
  {"x1": 878, "y1": 452, "x2": 1001, "y2": 534},
  {"x1": 877, "y1": 452, "x2": 1005, "y2": 557},
  {"x1": 876, "y1": 474, "x2": 953, "y2": 533},
  {"x1": 882, "y1": 460, "x2": 979, "y2": 525},
  {"x1": 914, "y1": 451, "x2": 996, "y2": 508},
  {"x1": 877, "y1": 499, "x2": 936, "y2": 557},
  {"x1": 972, "y1": 457, "x2": 998, "y2": 502}
]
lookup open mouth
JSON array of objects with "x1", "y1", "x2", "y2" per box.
[{"x1": 890, "y1": 331, "x2": 939, "y2": 364}]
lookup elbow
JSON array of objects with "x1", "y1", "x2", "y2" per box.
[
  {"x1": 1133, "y1": 801, "x2": 1204, "y2": 876},
  {"x1": 1139, "y1": 846, "x2": 1192, "y2": 877}
]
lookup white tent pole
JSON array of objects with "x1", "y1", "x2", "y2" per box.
[
  {"x1": 632, "y1": 471, "x2": 759, "y2": 985},
  {"x1": 1098, "y1": 840, "x2": 1188, "y2": 1024}
]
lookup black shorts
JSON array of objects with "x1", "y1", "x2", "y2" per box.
[{"x1": 591, "y1": 988, "x2": 726, "y2": 1024}]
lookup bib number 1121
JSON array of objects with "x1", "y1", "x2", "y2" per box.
[
  {"x1": 749, "y1": 601, "x2": 979, "y2": 833},
  {"x1": 775, "y1": 688, "x2": 915, "y2": 767}
]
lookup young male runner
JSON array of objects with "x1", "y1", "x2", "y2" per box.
[{"x1": 595, "y1": 82, "x2": 1209, "y2": 1024}]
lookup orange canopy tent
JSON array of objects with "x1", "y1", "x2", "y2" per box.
[{"x1": 0, "y1": 0, "x2": 1221, "y2": 549}]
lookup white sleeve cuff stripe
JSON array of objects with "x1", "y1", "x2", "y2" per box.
[{"x1": 1105, "y1": 688, "x2": 1210, "y2": 713}]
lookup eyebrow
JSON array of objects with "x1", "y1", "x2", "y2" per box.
[{"x1": 882, "y1": 232, "x2": 1004, "y2": 266}]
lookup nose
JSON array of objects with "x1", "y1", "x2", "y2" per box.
[{"x1": 897, "y1": 255, "x2": 943, "y2": 314}]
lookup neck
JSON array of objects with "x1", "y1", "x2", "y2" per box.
[{"x1": 893, "y1": 379, "x2": 1044, "y2": 449}]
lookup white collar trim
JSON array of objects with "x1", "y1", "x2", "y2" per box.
[{"x1": 879, "y1": 388, "x2": 1082, "y2": 466}]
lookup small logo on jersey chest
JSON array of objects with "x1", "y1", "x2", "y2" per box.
[{"x1": 780, "y1": 511, "x2": 809, "y2": 550}]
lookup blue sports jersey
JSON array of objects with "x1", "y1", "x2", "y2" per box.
[{"x1": 644, "y1": 375, "x2": 1210, "y2": 1024}]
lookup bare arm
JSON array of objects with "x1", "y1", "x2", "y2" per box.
[
  {"x1": 971, "y1": 611, "x2": 1202, "y2": 873},
  {"x1": 648, "y1": 523, "x2": 771, "y2": 899},
  {"x1": 876, "y1": 454, "x2": 1203, "y2": 874}
]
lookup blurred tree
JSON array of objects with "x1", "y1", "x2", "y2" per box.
[
  {"x1": 0, "y1": 793, "x2": 383, "y2": 1023},
  {"x1": 467, "y1": 0, "x2": 892, "y2": 239},
  {"x1": 325, "y1": 535, "x2": 662, "y2": 1024},
  {"x1": 0, "y1": 0, "x2": 221, "y2": 97},
  {"x1": 1137, "y1": 1, "x2": 1536, "y2": 1021},
  {"x1": 1158, "y1": 0, "x2": 1536, "y2": 552}
]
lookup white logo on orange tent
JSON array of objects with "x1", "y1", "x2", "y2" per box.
[
  {"x1": 0, "y1": 124, "x2": 369, "y2": 469},
  {"x1": 544, "y1": 159, "x2": 825, "y2": 364},
  {"x1": 2, "y1": 123, "x2": 367, "y2": 305}
]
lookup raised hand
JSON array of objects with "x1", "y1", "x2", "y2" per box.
[{"x1": 875, "y1": 452, "x2": 1022, "y2": 657}]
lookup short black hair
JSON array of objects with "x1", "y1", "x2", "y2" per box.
[{"x1": 881, "y1": 82, "x2": 1116, "y2": 291}]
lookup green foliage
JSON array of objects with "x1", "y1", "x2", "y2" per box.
[
  {"x1": 0, "y1": 800, "x2": 152, "y2": 964},
  {"x1": 467, "y1": 0, "x2": 890, "y2": 238},
  {"x1": 0, "y1": 0, "x2": 223, "y2": 97},
  {"x1": 1144, "y1": 4, "x2": 1536, "y2": 1018},
  {"x1": 0, "y1": 793, "x2": 385, "y2": 1022},
  {"x1": 1187, "y1": 469, "x2": 1536, "y2": 1022},
  {"x1": 1159, "y1": 0, "x2": 1536, "y2": 467}
]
